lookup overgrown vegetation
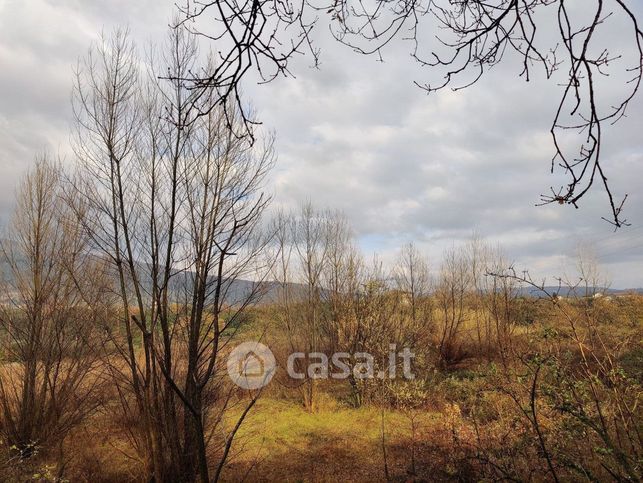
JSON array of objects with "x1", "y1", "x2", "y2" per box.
[
  {"x1": 1, "y1": 169, "x2": 641, "y2": 480},
  {"x1": 0, "y1": 16, "x2": 641, "y2": 483}
]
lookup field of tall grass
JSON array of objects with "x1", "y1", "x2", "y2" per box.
[{"x1": 2, "y1": 292, "x2": 640, "y2": 482}]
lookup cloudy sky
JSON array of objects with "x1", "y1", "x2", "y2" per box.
[{"x1": 1, "y1": 0, "x2": 642, "y2": 287}]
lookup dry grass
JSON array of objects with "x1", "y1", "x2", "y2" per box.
[{"x1": 1, "y1": 296, "x2": 641, "y2": 482}]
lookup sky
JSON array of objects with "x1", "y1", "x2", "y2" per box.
[{"x1": 1, "y1": 0, "x2": 642, "y2": 287}]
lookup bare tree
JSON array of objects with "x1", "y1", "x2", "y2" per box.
[
  {"x1": 321, "y1": 210, "x2": 358, "y2": 349},
  {"x1": 434, "y1": 245, "x2": 472, "y2": 368},
  {"x1": 573, "y1": 242, "x2": 610, "y2": 298},
  {"x1": 339, "y1": 257, "x2": 403, "y2": 406},
  {"x1": 72, "y1": 25, "x2": 274, "y2": 482},
  {"x1": 466, "y1": 237, "x2": 519, "y2": 365},
  {"x1": 270, "y1": 203, "x2": 334, "y2": 411},
  {"x1": 393, "y1": 242, "x2": 432, "y2": 328},
  {"x1": 0, "y1": 157, "x2": 106, "y2": 468},
  {"x1": 175, "y1": 0, "x2": 642, "y2": 226},
  {"x1": 269, "y1": 205, "x2": 408, "y2": 408}
]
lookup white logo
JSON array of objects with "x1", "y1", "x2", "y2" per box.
[{"x1": 227, "y1": 341, "x2": 276, "y2": 390}]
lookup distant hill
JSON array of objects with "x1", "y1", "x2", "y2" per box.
[
  {"x1": 516, "y1": 286, "x2": 643, "y2": 298},
  {"x1": 1, "y1": 238, "x2": 641, "y2": 303},
  {"x1": 0, "y1": 239, "x2": 303, "y2": 306}
]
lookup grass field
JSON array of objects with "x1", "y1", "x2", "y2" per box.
[{"x1": 222, "y1": 397, "x2": 454, "y2": 482}]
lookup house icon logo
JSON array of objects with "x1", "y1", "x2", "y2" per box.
[
  {"x1": 237, "y1": 351, "x2": 264, "y2": 377},
  {"x1": 227, "y1": 341, "x2": 276, "y2": 389}
]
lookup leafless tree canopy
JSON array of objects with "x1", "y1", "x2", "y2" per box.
[
  {"x1": 71, "y1": 26, "x2": 274, "y2": 481},
  {"x1": 0, "y1": 158, "x2": 106, "y2": 462},
  {"x1": 176, "y1": 0, "x2": 642, "y2": 226}
]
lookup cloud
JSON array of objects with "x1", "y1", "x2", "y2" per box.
[{"x1": 0, "y1": 0, "x2": 642, "y2": 286}]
